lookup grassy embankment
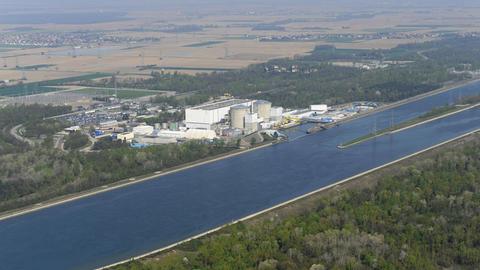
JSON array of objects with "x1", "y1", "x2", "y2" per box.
[{"x1": 339, "y1": 97, "x2": 480, "y2": 148}]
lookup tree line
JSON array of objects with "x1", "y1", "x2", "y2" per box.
[
  {"x1": 117, "y1": 135, "x2": 480, "y2": 270},
  {"x1": 79, "y1": 36, "x2": 480, "y2": 108}
]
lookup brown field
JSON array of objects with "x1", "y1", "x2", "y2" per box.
[{"x1": 1, "y1": 6, "x2": 480, "y2": 83}]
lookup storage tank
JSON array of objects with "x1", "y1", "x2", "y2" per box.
[
  {"x1": 255, "y1": 100, "x2": 272, "y2": 121},
  {"x1": 270, "y1": 107, "x2": 284, "y2": 122},
  {"x1": 245, "y1": 113, "x2": 260, "y2": 132},
  {"x1": 230, "y1": 105, "x2": 249, "y2": 129}
]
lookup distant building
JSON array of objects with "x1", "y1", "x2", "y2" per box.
[{"x1": 99, "y1": 120, "x2": 118, "y2": 129}]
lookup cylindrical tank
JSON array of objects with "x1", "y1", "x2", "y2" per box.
[
  {"x1": 255, "y1": 100, "x2": 272, "y2": 121},
  {"x1": 230, "y1": 105, "x2": 249, "y2": 129}
]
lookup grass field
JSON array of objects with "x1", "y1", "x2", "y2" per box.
[
  {"x1": 0, "y1": 86, "x2": 65, "y2": 97},
  {"x1": 0, "y1": 73, "x2": 110, "y2": 97},
  {"x1": 16, "y1": 64, "x2": 56, "y2": 70},
  {"x1": 152, "y1": 66, "x2": 235, "y2": 72},
  {"x1": 183, "y1": 41, "x2": 225, "y2": 47}
]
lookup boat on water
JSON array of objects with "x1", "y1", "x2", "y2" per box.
[
  {"x1": 304, "y1": 116, "x2": 335, "y2": 124},
  {"x1": 306, "y1": 124, "x2": 327, "y2": 134}
]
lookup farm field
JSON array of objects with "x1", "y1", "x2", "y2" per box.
[
  {"x1": 0, "y1": 73, "x2": 110, "y2": 97},
  {"x1": 1, "y1": 5, "x2": 480, "y2": 83}
]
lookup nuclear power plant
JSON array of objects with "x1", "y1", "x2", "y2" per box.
[{"x1": 184, "y1": 98, "x2": 283, "y2": 134}]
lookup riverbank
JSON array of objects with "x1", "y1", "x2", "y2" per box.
[
  {"x1": 102, "y1": 127, "x2": 480, "y2": 270},
  {"x1": 0, "y1": 141, "x2": 274, "y2": 222},
  {"x1": 111, "y1": 129, "x2": 480, "y2": 270},
  {"x1": 356, "y1": 78, "x2": 478, "y2": 121},
  {"x1": 303, "y1": 78, "x2": 480, "y2": 137},
  {"x1": 1, "y1": 78, "x2": 477, "y2": 221},
  {"x1": 338, "y1": 102, "x2": 480, "y2": 148}
]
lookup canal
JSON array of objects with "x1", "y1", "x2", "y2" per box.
[{"x1": 1, "y1": 82, "x2": 480, "y2": 270}]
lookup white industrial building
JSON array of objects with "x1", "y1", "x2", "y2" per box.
[
  {"x1": 133, "y1": 125, "x2": 154, "y2": 136},
  {"x1": 117, "y1": 132, "x2": 135, "y2": 142},
  {"x1": 99, "y1": 120, "x2": 118, "y2": 129},
  {"x1": 136, "y1": 136, "x2": 177, "y2": 145},
  {"x1": 154, "y1": 129, "x2": 217, "y2": 140},
  {"x1": 185, "y1": 99, "x2": 254, "y2": 130},
  {"x1": 310, "y1": 104, "x2": 329, "y2": 112}
]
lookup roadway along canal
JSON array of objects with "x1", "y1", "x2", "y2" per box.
[{"x1": 1, "y1": 82, "x2": 480, "y2": 269}]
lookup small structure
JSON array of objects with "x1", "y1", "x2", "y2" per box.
[
  {"x1": 133, "y1": 125, "x2": 154, "y2": 136},
  {"x1": 310, "y1": 104, "x2": 328, "y2": 112},
  {"x1": 117, "y1": 132, "x2": 134, "y2": 142},
  {"x1": 64, "y1": 126, "x2": 81, "y2": 133}
]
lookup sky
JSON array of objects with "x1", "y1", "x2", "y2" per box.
[{"x1": 1, "y1": 0, "x2": 478, "y2": 13}]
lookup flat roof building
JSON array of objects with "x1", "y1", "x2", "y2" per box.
[{"x1": 185, "y1": 99, "x2": 253, "y2": 130}]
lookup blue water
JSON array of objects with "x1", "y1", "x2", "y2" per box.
[{"x1": 1, "y1": 82, "x2": 480, "y2": 270}]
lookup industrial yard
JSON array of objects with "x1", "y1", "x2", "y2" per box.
[{"x1": 22, "y1": 88, "x2": 377, "y2": 152}]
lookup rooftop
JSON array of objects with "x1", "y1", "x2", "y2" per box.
[{"x1": 190, "y1": 99, "x2": 251, "y2": 111}]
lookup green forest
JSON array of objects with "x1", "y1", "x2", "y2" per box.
[
  {"x1": 0, "y1": 104, "x2": 71, "y2": 154},
  {"x1": 82, "y1": 36, "x2": 480, "y2": 108},
  {"x1": 0, "y1": 104, "x2": 235, "y2": 212},
  {"x1": 117, "y1": 135, "x2": 480, "y2": 270}
]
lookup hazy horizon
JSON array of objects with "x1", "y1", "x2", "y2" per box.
[{"x1": 3, "y1": 0, "x2": 479, "y2": 14}]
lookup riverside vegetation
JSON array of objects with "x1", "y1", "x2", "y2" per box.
[
  {"x1": 116, "y1": 134, "x2": 480, "y2": 270},
  {"x1": 340, "y1": 95, "x2": 480, "y2": 148},
  {"x1": 0, "y1": 105, "x2": 234, "y2": 212}
]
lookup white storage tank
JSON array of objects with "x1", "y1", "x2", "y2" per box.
[
  {"x1": 255, "y1": 100, "x2": 272, "y2": 121},
  {"x1": 270, "y1": 107, "x2": 284, "y2": 121},
  {"x1": 230, "y1": 105, "x2": 250, "y2": 129},
  {"x1": 245, "y1": 113, "x2": 260, "y2": 132}
]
